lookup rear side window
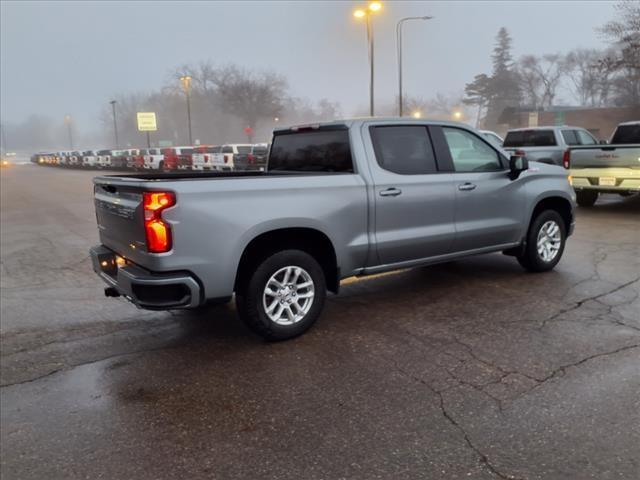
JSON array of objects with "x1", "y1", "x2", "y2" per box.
[
  {"x1": 370, "y1": 126, "x2": 437, "y2": 175},
  {"x1": 504, "y1": 130, "x2": 557, "y2": 147},
  {"x1": 222, "y1": 146, "x2": 233, "y2": 153},
  {"x1": 237, "y1": 146, "x2": 251, "y2": 154},
  {"x1": 561, "y1": 130, "x2": 579, "y2": 146},
  {"x1": 206, "y1": 146, "x2": 222, "y2": 153},
  {"x1": 610, "y1": 124, "x2": 640, "y2": 144},
  {"x1": 268, "y1": 129, "x2": 353, "y2": 172}
]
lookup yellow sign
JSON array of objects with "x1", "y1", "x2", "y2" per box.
[{"x1": 137, "y1": 112, "x2": 157, "y2": 132}]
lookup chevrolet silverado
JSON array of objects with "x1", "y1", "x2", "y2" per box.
[{"x1": 91, "y1": 119, "x2": 575, "y2": 340}]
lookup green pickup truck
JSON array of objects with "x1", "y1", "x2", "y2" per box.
[{"x1": 568, "y1": 121, "x2": 640, "y2": 206}]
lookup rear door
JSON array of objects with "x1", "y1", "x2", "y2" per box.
[
  {"x1": 437, "y1": 126, "x2": 525, "y2": 252},
  {"x1": 368, "y1": 124, "x2": 456, "y2": 265}
]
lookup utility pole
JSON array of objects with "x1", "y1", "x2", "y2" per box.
[{"x1": 110, "y1": 100, "x2": 119, "y2": 148}]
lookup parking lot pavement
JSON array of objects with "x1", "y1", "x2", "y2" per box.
[{"x1": 1, "y1": 165, "x2": 639, "y2": 480}]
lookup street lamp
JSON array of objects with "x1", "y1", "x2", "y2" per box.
[
  {"x1": 109, "y1": 100, "x2": 119, "y2": 148},
  {"x1": 63, "y1": 114, "x2": 73, "y2": 150},
  {"x1": 412, "y1": 111, "x2": 422, "y2": 119},
  {"x1": 453, "y1": 110, "x2": 463, "y2": 120},
  {"x1": 274, "y1": 117, "x2": 280, "y2": 123},
  {"x1": 353, "y1": 2, "x2": 383, "y2": 117},
  {"x1": 397, "y1": 16, "x2": 433, "y2": 117},
  {"x1": 179, "y1": 75, "x2": 193, "y2": 145}
]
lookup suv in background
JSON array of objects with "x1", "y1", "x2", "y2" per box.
[
  {"x1": 96, "y1": 149, "x2": 114, "y2": 168},
  {"x1": 143, "y1": 148, "x2": 164, "y2": 169},
  {"x1": 211, "y1": 144, "x2": 253, "y2": 171},
  {"x1": 233, "y1": 143, "x2": 269, "y2": 171},
  {"x1": 82, "y1": 150, "x2": 99, "y2": 168},
  {"x1": 503, "y1": 126, "x2": 600, "y2": 166},
  {"x1": 160, "y1": 146, "x2": 192, "y2": 171},
  {"x1": 192, "y1": 145, "x2": 222, "y2": 171}
]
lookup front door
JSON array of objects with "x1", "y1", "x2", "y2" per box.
[{"x1": 439, "y1": 127, "x2": 526, "y2": 252}]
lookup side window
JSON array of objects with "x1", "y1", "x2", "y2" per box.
[
  {"x1": 561, "y1": 130, "x2": 579, "y2": 145},
  {"x1": 442, "y1": 128, "x2": 502, "y2": 172},
  {"x1": 576, "y1": 130, "x2": 596, "y2": 145},
  {"x1": 222, "y1": 146, "x2": 233, "y2": 154},
  {"x1": 370, "y1": 126, "x2": 437, "y2": 175}
]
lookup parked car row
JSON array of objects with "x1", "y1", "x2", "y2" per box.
[{"x1": 31, "y1": 143, "x2": 270, "y2": 172}]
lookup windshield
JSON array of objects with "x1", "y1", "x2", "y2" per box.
[{"x1": 503, "y1": 130, "x2": 557, "y2": 147}]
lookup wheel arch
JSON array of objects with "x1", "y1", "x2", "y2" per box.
[
  {"x1": 530, "y1": 195, "x2": 573, "y2": 234},
  {"x1": 234, "y1": 227, "x2": 340, "y2": 294}
]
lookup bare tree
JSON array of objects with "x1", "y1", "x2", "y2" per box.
[
  {"x1": 598, "y1": 0, "x2": 640, "y2": 105},
  {"x1": 564, "y1": 48, "x2": 617, "y2": 107},
  {"x1": 517, "y1": 54, "x2": 567, "y2": 108}
]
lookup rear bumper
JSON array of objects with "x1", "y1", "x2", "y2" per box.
[{"x1": 90, "y1": 245, "x2": 202, "y2": 309}]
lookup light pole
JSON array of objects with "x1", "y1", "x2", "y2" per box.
[
  {"x1": 353, "y1": 2, "x2": 382, "y2": 117},
  {"x1": 396, "y1": 16, "x2": 433, "y2": 117},
  {"x1": 180, "y1": 75, "x2": 193, "y2": 145},
  {"x1": 109, "y1": 100, "x2": 119, "y2": 148},
  {"x1": 64, "y1": 115, "x2": 73, "y2": 149}
]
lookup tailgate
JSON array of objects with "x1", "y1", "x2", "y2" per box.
[
  {"x1": 94, "y1": 180, "x2": 147, "y2": 256},
  {"x1": 570, "y1": 145, "x2": 640, "y2": 169}
]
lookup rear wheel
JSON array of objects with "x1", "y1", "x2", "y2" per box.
[
  {"x1": 517, "y1": 210, "x2": 566, "y2": 272},
  {"x1": 576, "y1": 190, "x2": 598, "y2": 207},
  {"x1": 236, "y1": 250, "x2": 326, "y2": 341}
]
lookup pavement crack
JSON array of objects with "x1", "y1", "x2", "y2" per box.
[
  {"x1": 539, "y1": 276, "x2": 640, "y2": 330},
  {"x1": 434, "y1": 389, "x2": 523, "y2": 480}
]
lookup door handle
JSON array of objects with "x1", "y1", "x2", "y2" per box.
[
  {"x1": 379, "y1": 188, "x2": 402, "y2": 197},
  {"x1": 458, "y1": 183, "x2": 477, "y2": 191}
]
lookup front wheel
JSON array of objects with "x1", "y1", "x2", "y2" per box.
[
  {"x1": 576, "y1": 190, "x2": 598, "y2": 207},
  {"x1": 517, "y1": 210, "x2": 566, "y2": 272},
  {"x1": 236, "y1": 250, "x2": 326, "y2": 341}
]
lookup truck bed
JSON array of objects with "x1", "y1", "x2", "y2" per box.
[{"x1": 97, "y1": 171, "x2": 347, "y2": 182}]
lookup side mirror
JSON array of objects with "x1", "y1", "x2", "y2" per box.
[
  {"x1": 599, "y1": 139, "x2": 608, "y2": 145},
  {"x1": 509, "y1": 155, "x2": 528, "y2": 179}
]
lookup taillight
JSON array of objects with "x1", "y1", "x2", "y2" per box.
[
  {"x1": 204, "y1": 154, "x2": 209, "y2": 163},
  {"x1": 247, "y1": 153, "x2": 254, "y2": 164},
  {"x1": 143, "y1": 192, "x2": 176, "y2": 253},
  {"x1": 562, "y1": 150, "x2": 571, "y2": 169},
  {"x1": 224, "y1": 155, "x2": 230, "y2": 164}
]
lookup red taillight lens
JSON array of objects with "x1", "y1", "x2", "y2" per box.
[
  {"x1": 143, "y1": 192, "x2": 176, "y2": 253},
  {"x1": 562, "y1": 150, "x2": 571, "y2": 169},
  {"x1": 247, "y1": 153, "x2": 254, "y2": 164},
  {"x1": 224, "y1": 155, "x2": 229, "y2": 164}
]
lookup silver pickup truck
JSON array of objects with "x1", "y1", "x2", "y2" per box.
[
  {"x1": 567, "y1": 121, "x2": 640, "y2": 206},
  {"x1": 503, "y1": 126, "x2": 601, "y2": 166},
  {"x1": 91, "y1": 119, "x2": 575, "y2": 340}
]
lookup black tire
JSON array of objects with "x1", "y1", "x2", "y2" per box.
[
  {"x1": 158, "y1": 160, "x2": 165, "y2": 171},
  {"x1": 236, "y1": 249, "x2": 326, "y2": 341},
  {"x1": 517, "y1": 210, "x2": 566, "y2": 272},
  {"x1": 576, "y1": 190, "x2": 598, "y2": 207}
]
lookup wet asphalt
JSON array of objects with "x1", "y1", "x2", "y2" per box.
[{"x1": 1, "y1": 165, "x2": 639, "y2": 480}]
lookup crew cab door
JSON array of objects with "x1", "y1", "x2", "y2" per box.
[
  {"x1": 435, "y1": 126, "x2": 525, "y2": 252},
  {"x1": 367, "y1": 124, "x2": 456, "y2": 266}
]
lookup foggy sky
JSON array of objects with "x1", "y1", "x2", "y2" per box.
[{"x1": 1, "y1": 0, "x2": 614, "y2": 131}]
